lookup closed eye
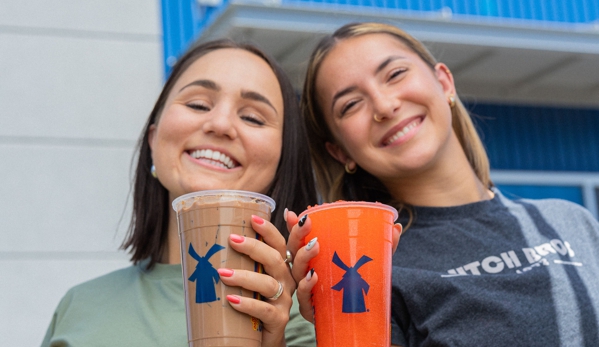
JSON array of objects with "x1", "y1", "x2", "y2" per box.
[
  {"x1": 241, "y1": 114, "x2": 265, "y2": 126},
  {"x1": 340, "y1": 99, "x2": 360, "y2": 116},
  {"x1": 388, "y1": 68, "x2": 407, "y2": 81},
  {"x1": 187, "y1": 103, "x2": 210, "y2": 112}
]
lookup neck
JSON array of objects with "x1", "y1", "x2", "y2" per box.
[
  {"x1": 161, "y1": 207, "x2": 182, "y2": 264},
  {"x1": 384, "y1": 137, "x2": 491, "y2": 207}
]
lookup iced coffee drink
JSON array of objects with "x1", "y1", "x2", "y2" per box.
[{"x1": 172, "y1": 190, "x2": 275, "y2": 347}]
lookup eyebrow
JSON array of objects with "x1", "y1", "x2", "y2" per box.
[
  {"x1": 179, "y1": 79, "x2": 220, "y2": 92},
  {"x1": 241, "y1": 90, "x2": 278, "y2": 114}
]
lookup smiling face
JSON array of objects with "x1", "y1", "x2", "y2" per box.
[
  {"x1": 315, "y1": 33, "x2": 460, "y2": 184},
  {"x1": 149, "y1": 48, "x2": 284, "y2": 201}
]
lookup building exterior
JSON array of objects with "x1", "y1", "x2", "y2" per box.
[
  {"x1": 162, "y1": 0, "x2": 599, "y2": 218},
  {"x1": 0, "y1": 2, "x2": 162, "y2": 345},
  {"x1": 2, "y1": 1, "x2": 597, "y2": 346}
]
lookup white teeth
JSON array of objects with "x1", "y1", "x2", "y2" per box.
[
  {"x1": 190, "y1": 149, "x2": 235, "y2": 169},
  {"x1": 385, "y1": 120, "x2": 420, "y2": 145}
]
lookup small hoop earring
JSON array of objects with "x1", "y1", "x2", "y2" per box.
[
  {"x1": 373, "y1": 114, "x2": 383, "y2": 123},
  {"x1": 151, "y1": 164, "x2": 157, "y2": 178},
  {"x1": 345, "y1": 162, "x2": 357, "y2": 174},
  {"x1": 448, "y1": 95, "x2": 456, "y2": 108}
]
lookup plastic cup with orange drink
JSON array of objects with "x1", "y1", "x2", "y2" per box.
[{"x1": 298, "y1": 201, "x2": 398, "y2": 347}]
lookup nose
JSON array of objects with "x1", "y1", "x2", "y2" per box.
[
  {"x1": 202, "y1": 105, "x2": 238, "y2": 139},
  {"x1": 370, "y1": 88, "x2": 400, "y2": 123}
]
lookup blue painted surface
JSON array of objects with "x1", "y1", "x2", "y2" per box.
[
  {"x1": 282, "y1": 0, "x2": 599, "y2": 23},
  {"x1": 497, "y1": 184, "x2": 584, "y2": 206},
  {"x1": 160, "y1": 0, "x2": 599, "y2": 77},
  {"x1": 471, "y1": 103, "x2": 599, "y2": 172},
  {"x1": 161, "y1": 0, "x2": 230, "y2": 77}
]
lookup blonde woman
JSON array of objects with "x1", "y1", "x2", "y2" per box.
[{"x1": 286, "y1": 22, "x2": 599, "y2": 347}]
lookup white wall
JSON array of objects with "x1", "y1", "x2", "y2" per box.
[{"x1": 0, "y1": 1, "x2": 163, "y2": 345}]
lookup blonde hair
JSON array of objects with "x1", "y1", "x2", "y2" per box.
[{"x1": 301, "y1": 22, "x2": 491, "y2": 208}]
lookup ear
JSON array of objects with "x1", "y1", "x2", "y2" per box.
[
  {"x1": 325, "y1": 141, "x2": 352, "y2": 166},
  {"x1": 434, "y1": 63, "x2": 456, "y2": 99},
  {"x1": 392, "y1": 223, "x2": 403, "y2": 254},
  {"x1": 148, "y1": 124, "x2": 157, "y2": 151}
]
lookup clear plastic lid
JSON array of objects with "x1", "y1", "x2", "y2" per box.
[
  {"x1": 172, "y1": 189, "x2": 276, "y2": 212},
  {"x1": 298, "y1": 201, "x2": 398, "y2": 221}
]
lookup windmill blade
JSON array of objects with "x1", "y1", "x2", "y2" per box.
[
  {"x1": 188, "y1": 243, "x2": 202, "y2": 261},
  {"x1": 205, "y1": 243, "x2": 226, "y2": 260},
  {"x1": 354, "y1": 255, "x2": 373, "y2": 270},
  {"x1": 332, "y1": 251, "x2": 350, "y2": 271}
]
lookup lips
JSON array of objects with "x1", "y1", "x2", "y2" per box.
[
  {"x1": 381, "y1": 116, "x2": 424, "y2": 147},
  {"x1": 188, "y1": 148, "x2": 238, "y2": 169}
]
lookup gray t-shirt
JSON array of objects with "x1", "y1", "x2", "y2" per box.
[{"x1": 391, "y1": 188, "x2": 599, "y2": 346}]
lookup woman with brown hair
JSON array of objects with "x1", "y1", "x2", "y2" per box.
[
  {"x1": 42, "y1": 39, "x2": 317, "y2": 347},
  {"x1": 287, "y1": 22, "x2": 599, "y2": 346}
]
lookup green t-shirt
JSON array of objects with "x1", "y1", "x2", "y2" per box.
[{"x1": 41, "y1": 261, "x2": 315, "y2": 346}]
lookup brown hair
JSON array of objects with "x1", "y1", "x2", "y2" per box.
[
  {"x1": 301, "y1": 22, "x2": 491, "y2": 209},
  {"x1": 122, "y1": 39, "x2": 317, "y2": 269}
]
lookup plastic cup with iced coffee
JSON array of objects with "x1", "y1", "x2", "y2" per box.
[{"x1": 172, "y1": 190, "x2": 275, "y2": 347}]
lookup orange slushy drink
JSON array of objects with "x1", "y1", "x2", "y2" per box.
[{"x1": 299, "y1": 201, "x2": 398, "y2": 347}]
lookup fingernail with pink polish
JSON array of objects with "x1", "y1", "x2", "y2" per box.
[
  {"x1": 217, "y1": 268, "x2": 234, "y2": 277},
  {"x1": 227, "y1": 295, "x2": 241, "y2": 304},
  {"x1": 306, "y1": 268, "x2": 315, "y2": 282},
  {"x1": 230, "y1": 234, "x2": 245, "y2": 243},
  {"x1": 306, "y1": 237, "x2": 318, "y2": 251},
  {"x1": 283, "y1": 208, "x2": 288, "y2": 222},
  {"x1": 252, "y1": 215, "x2": 264, "y2": 225}
]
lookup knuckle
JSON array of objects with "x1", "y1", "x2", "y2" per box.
[{"x1": 263, "y1": 302, "x2": 277, "y2": 317}]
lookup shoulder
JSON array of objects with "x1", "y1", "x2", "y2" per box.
[
  {"x1": 495, "y1": 190, "x2": 599, "y2": 235},
  {"x1": 72, "y1": 264, "x2": 138, "y2": 294},
  {"x1": 56, "y1": 265, "x2": 139, "y2": 312},
  {"x1": 512, "y1": 196, "x2": 594, "y2": 221},
  {"x1": 495, "y1": 188, "x2": 593, "y2": 218}
]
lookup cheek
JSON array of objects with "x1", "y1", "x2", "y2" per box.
[
  {"x1": 155, "y1": 109, "x2": 195, "y2": 144},
  {"x1": 247, "y1": 130, "x2": 283, "y2": 167},
  {"x1": 337, "y1": 119, "x2": 371, "y2": 154}
]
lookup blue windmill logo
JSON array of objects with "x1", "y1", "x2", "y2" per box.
[
  {"x1": 188, "y1": 243, "x2": 225, "y2": 304},
  {"x1": 331, "y1": 251, "x2": 373, "y2": 313}
]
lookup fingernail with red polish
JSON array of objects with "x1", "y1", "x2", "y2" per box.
[
  {"x1": 217, "y1": 268, "x2": 234, "y2": 277},
  {"x1": 230, "y1": 234, "x2": 245, "y2": 243},
  {"x1": 227, "y1": 295, "x2": 241, "y2": 304},
  {"x1": 252, "y1": 215, "x2": 265, "y2": 225}
]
